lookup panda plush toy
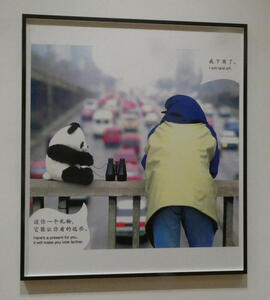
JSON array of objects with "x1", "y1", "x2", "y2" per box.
[{"x1": 43, "y1": 122, "x2": 94, "y2": 185}]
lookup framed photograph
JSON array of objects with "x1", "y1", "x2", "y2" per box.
[{"x1": 21, "y1": 14, "x2": 247, "y2": 279}]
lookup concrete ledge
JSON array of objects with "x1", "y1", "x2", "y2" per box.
[{"x1": 30, "y1": 179, "x2": 239, "y2": 197}]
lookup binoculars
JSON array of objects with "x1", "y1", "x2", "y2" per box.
[{"x1": 105, "y1": 158, "x2": 127, "y2": 181}]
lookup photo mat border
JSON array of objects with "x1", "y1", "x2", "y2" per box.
[{"x1": 21, "y1": 14, "x2": 247, "y2": 280}]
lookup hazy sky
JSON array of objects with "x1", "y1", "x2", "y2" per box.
[
  {"x1": 30, "y1": 23, "x2": 244, "y2": 89},
  {"x1": 92, "y1": 45, "x2": 180, "y2": 89}
]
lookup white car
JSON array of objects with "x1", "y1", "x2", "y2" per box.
[
  {"x1": 203, "y1": 103, "x2": 214, "y2": 117},
  {"x1": 220, "y1": 130, "x2": 239, "y2": 150},
  {"x1": 218, "y1": 106, "x2": 231, "y2": 117},
  {"x1": 141, "y1": 104, "x2": 155, "y2": 116},
  {"x1": 104, "y1": 99, "x2": 119, "y2": 117},
  {"x1": 144, "y1": 112, "x2": 159, "y2": 127},
  {"x1": 92, "y1": 109, "x2": 114, "y2": 137},
  {"x1": 83, "y1": 98, "x2": 97, "y2": 108}
]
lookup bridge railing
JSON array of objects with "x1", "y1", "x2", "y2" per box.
[{"x1": 29, "y1": 179, "x2": 238, "y2": 248}]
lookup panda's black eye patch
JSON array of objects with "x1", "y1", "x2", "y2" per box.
[{"x1": 80, "y1": 142, "x2": 84, "y2": 149}]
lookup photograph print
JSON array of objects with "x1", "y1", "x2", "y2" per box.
[{"x1": 21, "y1": 15, "x2": 247, "y2": 279}]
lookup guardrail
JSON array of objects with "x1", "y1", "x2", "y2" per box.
[{"x1": 30, "y1": 179, "x2": 238, "y2": 248}]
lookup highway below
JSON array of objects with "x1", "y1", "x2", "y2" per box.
[{"x1": 31, "y1": 97, "x2": 239, "y2": 249}]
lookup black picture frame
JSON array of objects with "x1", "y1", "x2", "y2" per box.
[{"x1": 21, "y1": 14, "x2": 247, "y2": 280}]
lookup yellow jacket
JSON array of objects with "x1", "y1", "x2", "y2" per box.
[{"x1": 144, "y1": 121, "x2": 218, "y2": 234}]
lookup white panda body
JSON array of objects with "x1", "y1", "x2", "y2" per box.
[
  {"x1": 43, "y1": 156, "x2": 69, "y2": 181},
  {"x1": 43, "y1": 123, "x2": 94, "y2": 185}
]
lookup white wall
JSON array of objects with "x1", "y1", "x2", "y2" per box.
[{"x1": 0, "y1": 0, "x2": 269, "y2": 299}]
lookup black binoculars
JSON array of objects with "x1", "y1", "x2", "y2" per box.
[{"x1": 105, "y1": 158, "x2": 127, "y2": 181}]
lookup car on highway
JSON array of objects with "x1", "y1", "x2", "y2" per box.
[
  {"x1": 122, "y1": 100, "x2": 137, "y2": 112},
  {"x1": 92, "y1": 109, "x2": 114, "y2": 137},
  {"x1": 116, "y1": 196, "x2": 147, "y2": 243},
  {"x1": 203, "y1": 103, "x2": 214, "y2": 117},
  {"x1": 138, "y1": 99, "x2": 145, "y2": 107},
  {"x1": 122, "y1": 113, "x2": 139, "y2": 132},
  {"x1": 125, "y1": 109, "x2": 140, "y2": 116},
  {"x1": 98, "y1": 93, "x2": 115, "y2": 107},
  {"x1": 104, "y1": 99, "x2": 119, "y2": 117},
  {"x1": 81, "y1": 104, "x2": 96, "y2": 120},
  {"x1": 224, "y1": 118, "x2": 239, "y2": 136},
  {"x1": 126, "y1": 162, "x2": 143, "y2": 180},
  {"x1": 220, "y1": 130, "x2": 239, "y2": 150},
  {"x1": 30, "y1": 159, "x2": 46, "y2": 179},
  {"x1": 121, "y1": 133, "x2": 140, "y2": 155},
  {"x1": 218, "y1": 106, "x2": 231, "y2": 117},
  {"x1": 144, "y1": 112, "x2": 159, "y2": 127},
  {"x1": 81, "y1": 99, "x2": 98, "y2": 118},
  {"x1": 141, "y1": 104, "x2": 155, "y2": 116},
  {"x1": 98, "y1": 97, "x2": 108, "y2": 107},
  {"x1": 103, "y1": 126, "x2": 122, "y2": 147},
  {"x1": 114, "y1": 148, "x2": 137, "y2": 164}
]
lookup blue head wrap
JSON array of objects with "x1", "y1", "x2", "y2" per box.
[
  {"x1": 161, "y1": 94, "x2": 207, "y2": 124},
  {"x1": 141, "y1": 95, "x2": 219, "y2": 178}
]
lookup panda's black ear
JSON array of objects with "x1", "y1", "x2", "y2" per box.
[{"x1": 68, "y1": 122, "x2": 81, "y2": 134}]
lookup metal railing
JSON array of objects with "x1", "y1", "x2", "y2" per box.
[{"x1": 30, "y1": 179, "x2": 239, "y2": 248}]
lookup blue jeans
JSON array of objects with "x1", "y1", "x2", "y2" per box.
[{"x1": 152, "y1": 206, "x2": 215, "y2": 248}]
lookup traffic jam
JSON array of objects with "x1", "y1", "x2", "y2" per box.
[{"x1": 30, "y1": 92, "x2": 239, "y2": 247}]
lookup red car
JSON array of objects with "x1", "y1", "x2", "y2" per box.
[
  {"x1": 138, "y1": 99, "x2": 145, "y2": 107},
  {"x1": 105, "y1": 93, "x2": 114, "y2": 100},
  {"x1": 81, "y1": 102, "x2": 97, "y2": 120},
  {"x1": 30, "y1": 159, "x2": 46, "y2": 179},
  {"x1": 103, "y1": 126, "x2": 122, "y2": 146},
  {"x1": 126, "y1": 163, "x2": 143, "y2": 180},
  {"x1": 121, "y1": 133, "x2": 140, "y2": 155},
  {"x1": 122, "y1": 100, "x2": 137, "y2": 112},
  {"x1": 98, "y1": 97, "x2": 108, "y2": 107},
  {"x1": 114, "y1": 148, "x2": 137, "y2": 164},
  {"x1": 81, "y1": 107, "x2": 94, "y2": 120}
]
